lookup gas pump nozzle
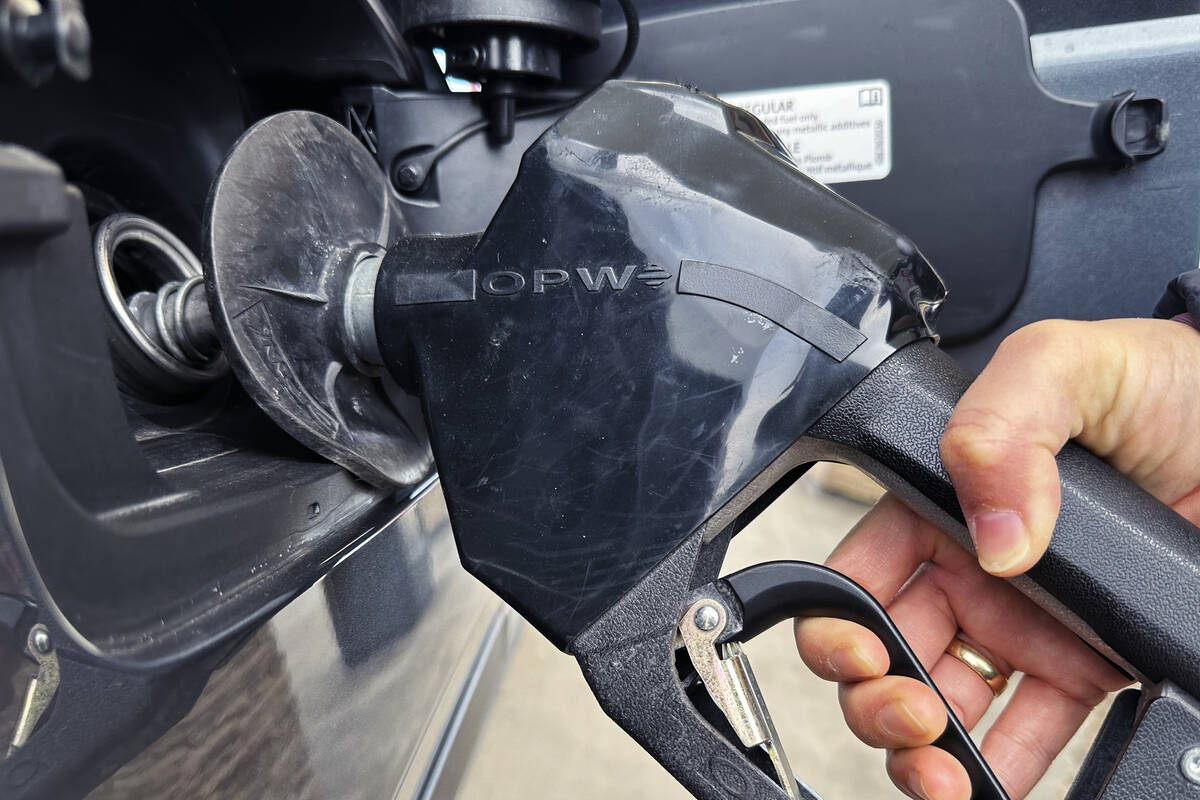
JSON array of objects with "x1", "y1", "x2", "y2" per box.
[{"x1": 203, "y1": 81, "x2": 1200, "y2": 800}]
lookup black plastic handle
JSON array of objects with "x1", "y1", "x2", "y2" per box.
[
  {"x1": 724, "y1": 560, "x2": 1008, "y2": 800},
  {"x1": 804, "y1": 338, "x2": 1200, "y2": 697}
]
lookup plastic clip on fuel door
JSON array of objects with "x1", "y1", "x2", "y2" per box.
[{"x1": 366, "y1": 81, "x2": 1200, "y2": 798}]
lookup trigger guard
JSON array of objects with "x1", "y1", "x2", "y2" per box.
[{"x1": 717, "y1": 560, "x2": 1011, "y2": 800}]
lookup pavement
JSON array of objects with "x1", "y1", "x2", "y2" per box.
[{"x1": 457, "y1": 466, "x2": 1109, "y2": 799}]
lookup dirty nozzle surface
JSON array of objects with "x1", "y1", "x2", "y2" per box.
[{"x1": 202, "y1": 110, "x2": 432, "y2": 487}]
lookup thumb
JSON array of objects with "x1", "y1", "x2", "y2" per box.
[{"x1": 940, "y1": 320, "x2": 1130, "y2": 576}]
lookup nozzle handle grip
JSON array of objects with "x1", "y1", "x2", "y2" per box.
[{"x1": 804, "y1": 339, "x2": 1200, "y2": 695}]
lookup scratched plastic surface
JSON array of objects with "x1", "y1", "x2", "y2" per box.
[{"x1": 375, "y1": 81, "x2": 945, "y2": 648}]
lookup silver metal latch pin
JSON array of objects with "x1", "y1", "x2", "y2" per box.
[
  {"x1": 8, "y1": 623, "x2": 60, "y2": 756},
  {"x1": 678, "y1": 598, "x2": 800, "y2": 799}
]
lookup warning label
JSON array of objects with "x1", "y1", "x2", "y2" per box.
[{"x1": 721, "y1": 80, "x2": 892, "y2": 184}]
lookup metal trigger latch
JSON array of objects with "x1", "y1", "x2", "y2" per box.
[
  {"x1": 678, "y1": 598, "x2": 805, "y2": 799},
  {"x1": 8, "y1": 624, "x2": 59, "y2": 755}
]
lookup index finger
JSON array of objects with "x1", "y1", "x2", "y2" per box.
[{"x1": 795, "y1": 493, "x2": 952, "y2": 680}]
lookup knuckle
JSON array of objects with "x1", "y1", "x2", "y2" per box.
[
  {"x1": 793, "y1": 622, "x2": 831, "y2": 665},
  {"x1": 839, "y1": 683, "x2": 885, "y2": 735},
  {"x1": 939, "y1": 420, "x2": 1011, "y2": 473},
  {"x1": 1043, "y1": 674, "x2": 1119, "y2": 711},
  {"x1": 943, "y1": 693, "x2": 970, "y2": 726},
  {"x1": 999, "y1": 319, "x2": 1078, "y2": 358},
  {"x1": 988, "y1": 759, "x2": 1023, "y2": 799},
  {"x1": 990, "y1": 724, "x2": 1056, "y2": 771},
  {"x1": 921, "y1": 569, "x2": 961, "y2": 631}
]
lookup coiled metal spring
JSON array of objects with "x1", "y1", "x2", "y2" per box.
[{"x1": 93, "y1": 213, "x2": 226, "y2": 399}]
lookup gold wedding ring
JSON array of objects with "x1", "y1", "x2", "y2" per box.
[{"x1": 945, "y1": 638, "x2": 1008, "y2": 697}]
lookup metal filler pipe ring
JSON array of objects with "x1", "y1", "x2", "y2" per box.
[{"x1": 93, "y1": 213, "x2": 228, "y2": 399}]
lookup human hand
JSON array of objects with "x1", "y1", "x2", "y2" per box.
[{"x1": 795, "y1": 318, "x2": 1200, "y2": 799}]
